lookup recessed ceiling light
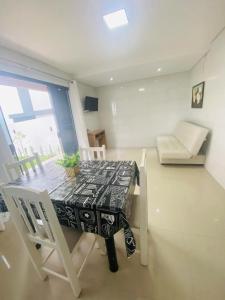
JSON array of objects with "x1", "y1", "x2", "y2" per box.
[
  {"x1": 110, "y1": 77, "x2": 114, "y2": 81},
  {"x1": 138, "y1": 88, "x2": 145, "y2": 92},
  {"x1": 157, "y1": 68, "x2": 162, "y2": 72},
  {"x1": 103, "y1": 9, "x2": 128, "y2": 29}
]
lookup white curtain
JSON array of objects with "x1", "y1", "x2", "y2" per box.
[{"x1": 68, "y1": 81, "x2": 89, "y2": 148}]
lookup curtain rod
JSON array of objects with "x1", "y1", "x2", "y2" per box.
[{"x1": 0, "y1": 57, "x2": 72, "y2": 83}]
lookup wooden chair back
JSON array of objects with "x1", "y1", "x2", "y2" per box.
[
  {"x1": 1, "y1": 185, "x2": 82, "y2": 297},
  {"x1": 80, "y1": 145, "x2": 106, "y2": 161},
  {"x1": 4, "y1": 153, "x2": 43, "y2": 181},
  {"x1": 2, "y1": 186, "x2": 56, "y2": 244}
]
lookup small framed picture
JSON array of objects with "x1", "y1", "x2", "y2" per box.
[{"x1": 192, "y1": 82, "x2": 205, "y2": 108}]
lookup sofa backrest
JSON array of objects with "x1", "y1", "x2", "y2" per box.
[{"x1": 174, "y1": 121, "x2": 209, "y2": 156}]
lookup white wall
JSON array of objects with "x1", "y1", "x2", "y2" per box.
[
  {"x1": 186, "y1": 29, "x2": 225, "y2": 189},
  {"x1": 97, "y1": 72, "x2": 190, "y2": 148},
  {"x1": 0, "y1": 46, "x2": 70, "y2": 86},
  {"x1": 77, "y1": 82, "x2": 101, "y2": 130}
]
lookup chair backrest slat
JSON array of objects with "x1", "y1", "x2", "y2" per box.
[
  {"x1": 14, "y1": 196, "x2": 35, "y2": 234},
  {"x1": 23, "y1": 198, "x2": 45, "y2": 239},
  {"x1": 96, "y1": 149, "x2": 101, "y2": 160},
  {"x1": 80, "y1": 145, "x2": 106, "y2": 161},
  {"x1": 34, "y1": 201, "x2": 54, "y2": 242}
]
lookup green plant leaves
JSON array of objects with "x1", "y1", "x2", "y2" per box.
[{"x1": 57, "y1": 151, "x2": 80, "y2": 168}]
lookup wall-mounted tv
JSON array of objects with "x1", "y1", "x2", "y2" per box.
[{"x1": 84, "y1": 96, "x2": 98, "y2": 112}]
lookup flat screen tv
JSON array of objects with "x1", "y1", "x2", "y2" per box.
[{"x1": 84, "y1": 96, "x2": 98, "y2": 111}]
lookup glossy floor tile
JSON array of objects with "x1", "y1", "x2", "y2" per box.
[{"x1": 1, "y1": 148, "x2": 225, "y2": 300}]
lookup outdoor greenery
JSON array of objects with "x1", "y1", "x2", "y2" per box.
[
  {"x1": 57, "y1": 152, "x2": 80, "y2": 168},
  {"x1": 18, "y1": 154, "x2": 54, "y2": 169}
]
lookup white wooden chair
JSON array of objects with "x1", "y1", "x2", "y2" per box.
[
  {"x1": 130, "y1": 149, "x2": 148, "y2": 266},
  {"x1": 0, "y1": 185, "x2": 96, "y2": 298},
  {"x1": 79, "y1": 145, "x2": 106, "y2": 161},
  {"x1": 4, "y1": 153, "x2": 43, "y2": 181}
]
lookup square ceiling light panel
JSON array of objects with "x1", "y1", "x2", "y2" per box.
[{"x1": 103, "y1": 9, "x2": 128, "y2": 29}]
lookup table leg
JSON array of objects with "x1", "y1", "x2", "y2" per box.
[{"x1": 105, "y1": 236, "x2": 118, "y2": 272}]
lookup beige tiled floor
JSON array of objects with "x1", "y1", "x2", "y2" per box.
[{"x1": 1, "y1": 148, "x2": 225, "y2": 300}]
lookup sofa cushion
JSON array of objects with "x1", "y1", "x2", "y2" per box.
[
  {"x1": 174, "y1": 121, "x2": 209, "y2": 156},
  {"x1": 157, "y1": 136, "x2": 192, "y2": 160}
]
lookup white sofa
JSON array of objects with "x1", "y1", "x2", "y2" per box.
[{"x1": 157, "y1": 121, "x2": 209, "y2": 164}]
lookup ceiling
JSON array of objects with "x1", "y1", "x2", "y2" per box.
[{"x1": 0, "y1": 0, "x2": 225, "y2": 87}]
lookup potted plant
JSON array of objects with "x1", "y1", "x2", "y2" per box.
[{"x1": 57, "y1": 151, "x2": 80, "y2": 177}]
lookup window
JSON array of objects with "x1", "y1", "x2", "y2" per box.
[
  {"x1": 29, "y1": 89, "x2": 52, "y2": 111},
  {"x1": 0, "y1": 85, "x2": 23, "y2": 115}
]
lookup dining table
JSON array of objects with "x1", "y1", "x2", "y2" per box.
[{"x1": 0, "y1": 159, "x2": 139, "y2": 272}]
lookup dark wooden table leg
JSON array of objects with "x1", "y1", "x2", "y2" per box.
[{"x1": 105, "y1": 236, "x2": 118, "y2": 272}]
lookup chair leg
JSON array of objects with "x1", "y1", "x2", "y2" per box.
[
  {"x1": 23, "y1": 240, "x2": 48, "y2": 280},
  {"x1": 96, "y1": 236, "x2": 106, "y2": 255},
  {"x1": 57, "y1": 247, "x2": 81, "y2": 298},
  {"x1": 0, "y1": 219, "x2": 5, "y2": 231},
  {"x1": 140, "y1": 228, "x2": 148, "y2": 266},
  {"x1": 0, "y1": 212, "x2": 10, "y2": 232},
  {"x1": 11, "y1": 219, "x2": 47, "y2": 280},
  {"x1": 67, "y1": 270, "x2": 82, "y2": 299}
]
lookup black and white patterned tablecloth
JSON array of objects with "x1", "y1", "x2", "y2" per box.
[{"x1": 0, "y1": 160, "x2": 139, "y2": 256}]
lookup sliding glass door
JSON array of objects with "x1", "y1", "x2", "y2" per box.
[{"x1": 0, "y1": 73, "x2": 78, "y2": 164}]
